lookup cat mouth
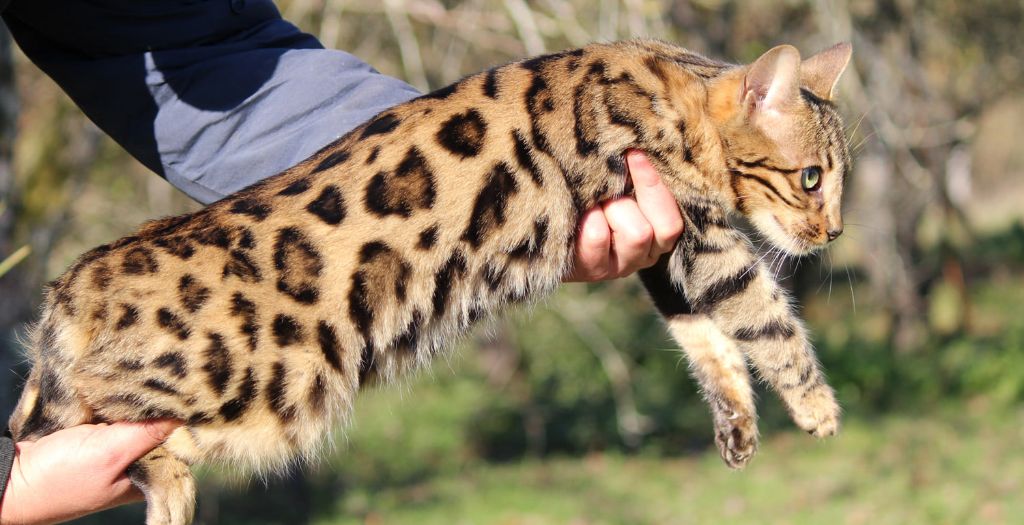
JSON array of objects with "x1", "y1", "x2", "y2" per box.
[{"x1": 769, "y1": 215, "x2": 820, "y2": 256}]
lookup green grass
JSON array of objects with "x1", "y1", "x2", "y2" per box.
[{"x1": 322, "y1": 409, "x2": 1024, "y2": 525}]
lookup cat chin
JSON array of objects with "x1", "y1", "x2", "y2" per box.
[{"x1": 749, "y1": 210, "x2": 816, "y2": 257}]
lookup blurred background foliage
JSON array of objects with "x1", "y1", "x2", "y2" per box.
[{"x1": 1, "y1": 0, "x2": 1023, "y2": 523}]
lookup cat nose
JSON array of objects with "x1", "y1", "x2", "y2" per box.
[{"x1": 826, "y1": 227, "x2": 843, "y2": 241}]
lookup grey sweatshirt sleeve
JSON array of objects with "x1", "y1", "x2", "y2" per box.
[{"x1": 2, "y1": 0, "x2": 422, "y2": 204}]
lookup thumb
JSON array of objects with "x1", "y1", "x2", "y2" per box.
[{"x1": 92, "y1": 420, "x2": 181, "y2": 471}]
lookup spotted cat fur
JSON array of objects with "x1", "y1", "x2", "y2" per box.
[{"x1": 9, "y1": 39, "x2": 852, "y2": 525}]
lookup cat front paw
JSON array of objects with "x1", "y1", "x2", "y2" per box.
[
  {"x1": 787, "y1": 382, "x2": 840, "y2": 438},
  {"x1": 712, "y1": 402, "x2": 759, "y2": 469}
]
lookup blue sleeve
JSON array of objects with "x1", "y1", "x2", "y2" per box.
[{"x1": 1, "y1": 0, "x2": 422, "y2": 204}]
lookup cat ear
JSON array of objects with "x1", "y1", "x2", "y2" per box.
[
  {"x1": 743, "y1": 45, "x2": 801, "y2": 114},
  {"x1": 801, "y1": 42, "x2": 852, "y2": 100}
]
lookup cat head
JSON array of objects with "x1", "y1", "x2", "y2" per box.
[{"x1": 711, "y1": 43, "x2": 852, "y2": 256}]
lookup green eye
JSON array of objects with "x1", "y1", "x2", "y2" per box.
[{"x1": 801, "y1": 166, "x2": 822, "y2": 191}]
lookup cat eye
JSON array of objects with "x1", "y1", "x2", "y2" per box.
[{"x1": 801, "y1": 166, "x2": 822, "y2": 192}]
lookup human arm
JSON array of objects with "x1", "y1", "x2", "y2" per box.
[{"x1": 0, "y1": 421, "x2": 179, "y2": 525}]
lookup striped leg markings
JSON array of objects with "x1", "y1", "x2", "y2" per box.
[
  {"x1": 684, "y1": 228, "x2": 840, "y2": 438},
  {"x1": 639, "y1": 252, "x2": 758, "y2": 468}
]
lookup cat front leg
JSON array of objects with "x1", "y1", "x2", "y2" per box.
[
  {"x1": 672, "y1": 202, "x2": 840, "y2": 438},
  {"x1": 722, "y1": 267, "x2": 841, "y2": 438},
  {"x1": 639, "y1": 254, "x2": 758, "y2": 468}
]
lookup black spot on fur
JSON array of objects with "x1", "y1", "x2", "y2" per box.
[
  {"x1": 313, "y1": 150, "x2": 351, "y2": 173},
  {"x1": 219, "y1": 367, "x2": 257, "y2": 422},
  {"x1": 348, "y1": 241, "x2": 414, "y2": 340},
  {"x1": 317, "y1": 321, "x2": 344, "y2": 372},
  {"x1": 689, "y1": 236, "x2": 727, "y2": 255},
  {"x1": 229, "y1": 198, "x2": 272, "y2": 221},
  {"x1": 607, "y1": 155, "x2": 626, "y2": 179},
  {"x1": 461, "y1": 162, "x2": 519, "y2": 248},
  {"x1": 153, "y1": 237, "x2": 196, "y2": 259},
  {"x1": 417, "y1": 225, "x2": 439, "y2": 250},
  {"x1": 360, "y1": 241, "x2": 411, "y2": 298},
  {"x1": 483, "y1": 262, "x2": 505, "y2": 291},
  {"x1": 202, "y1": 333, "x2": 233, "y2": 396},
  {"x1": 153, "y1": 352, "x2": 188, "y2": 379},
  {"x1": 367, "y1": 146, "x2": 380, "y2": 164},
  {"x1": 222, "y1": 249, "x2": 262, "y2": 283},
  {"x1": 573, "y1": 84, "x2": 600, "y2": 156},
  {"x1": 483, "y1": 69, "x2": 499, "y2": 98},
  {"x1": 50, "y1": 280, "x2": 75, "y2": 317},
  {"x1": 507, "y1": 216, "x2": 550, "y2": 260},
  {"x1": 122, "y1": 247, "x2": 158, "y2": 275},
  {"x1": 437, "y1": 109, "x2": 487, "y2": 158},
  {"x1": 278, "y1": 179, "x2": 311, "y2": 196},
  {"x1": 237, "y1": 227, "x2": 256, "y2": 249},
  {"x1": 229, "y1": 293, "x2": 259, "y2": 352},
  {"x1": 117, "y1": 359, "x2": 145, "y2": 371},
  {"x1": 521, "y1": 49, "x2": 580, "y2": 72},
  {"x1": 140, "y1": 406, "x2": 182, "y2": 420},
  {"x1": 272, "y1": 314, "x2": 305, "y2": 346},
  {"x1": 306, "y1": 184, "x2": 346, "y2": 225},
  {"x1": 605, "y1": 93, "x2": 644, "y2": 138},
  {"x1": 17, "y1": 371, "x2": 69, "y2": 439},
  {"x1": 638, "y1": 255, "x2": 694, "y2": 318},
  {"x1": 90, "y1": 304, "x2": 108, "y2": 321},
  {"x1": 364, "y1": 147, "x2": 436, "y2": 217},
  {"x1": 682, "y1": 202, "x2": 730, "y2": 235},
  {"x1": 643, "y1": 55, "x2": 670, "y2": 83},
  {"x1": 116, "y1": 304, "x2": 140, "y2": 330},
  {"x1": 392, "y1": 311, "x2": 423, "y2": 354},
  {"x1": 187, "y1": 412, "x2": 214, "y2": 425},
  {"x1": 126, "y1": 461, "x2": 149, "y2": 486},
  {"x1": 91, "y1": 264, "x2": 112, "y2": 291},
  {"x1": 431, "y1": 251, "x2": 467, "y2": 319},
  {"x1": 143, "y1": 378, "x2": 180, "y2": 396},
  {"x1": 273, "y1": 227, "x2": 323, "y2": 304},
  {"x1": 513, "y1": 129, "x2": 544, "y2": 186},
  {"x1": 691, "y1": 264, "x2": 759, "y2": 314},
  {"x1": 178, "y1": 274, "x2": 211, "y2": 313},
  {"x1": 587, "y1": 59, "x2": 608, "y2": 78},
  {"x1": 361, "y1": 113, "x2": 400, "y2": 139},
  {"x1": 266, "y1": 362, "x2": 296, "y2": 423},
  {"x1": 192, "y1": 226, "x2": 232, "y2": 249},
  {"x1": 309, "y1": 373, "x2": 327, "y2": 414},
  {"x1": 358, "y1": 344, "x2": 378, "y2": 386},
  {"x1": 348, "y1": 271, "x2": 373, "y2": 339},
  {"x1": 734, "y1": 320, "x2": 796, "y2": 341},
  {"x1": 156, "y1": 308, "x2": 190, "y2": 340},
  {"x1": 525, "y1": 75, "x2": 554, "y2": 155},
  {"x1": 358, "y1": 241, "x2": 389, "y2": 263}
]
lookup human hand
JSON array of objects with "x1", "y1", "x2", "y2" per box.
[
  {"x1": 0, "y1": 420, "x2": 180, "y2": 525},
  {"x1": 566, "y1": 150, "x2": 685, "y2": 282}
]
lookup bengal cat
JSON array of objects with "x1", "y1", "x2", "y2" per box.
[{"x1": 8, "y1": 39, "x2": 852, "y2": 525}]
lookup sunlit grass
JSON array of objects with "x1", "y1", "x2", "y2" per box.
[{"x1": 322, "y1": 409, "x2": 1024, "y2": 525}]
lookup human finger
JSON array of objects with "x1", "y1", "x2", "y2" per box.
[
  {"x1": 626, "y1": 150, "x2": 684, "y2": 257},
  {"x1": 567, "y1": 207, "x2": 612, "y2": 281},
  {"x1": 602, "y1": 196, "x2": 655, "y2": 276},
  {"x1": 96, "y1": 420, "x2": 181, "y2": 472}
]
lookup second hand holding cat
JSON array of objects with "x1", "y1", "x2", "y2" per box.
[{"x1": 567, "y1": 150, "x2": 684, "y2": 282}]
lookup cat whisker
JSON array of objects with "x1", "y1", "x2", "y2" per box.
[
  {"x1": 844, "y1": 263, "x2": 857, "y2": 314},
  {"x1": 845, "y1": 110, "x2": 869, "y2": 139},
  {"x1": 744, "y1": 244, "x2": 775, "y2": 279},
  {"x1": 823, "y1": 248, "x2": 836, "y2": 304},
  {"x1": 851, "y1": 131, "x2": 876, "y2": 155}
]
